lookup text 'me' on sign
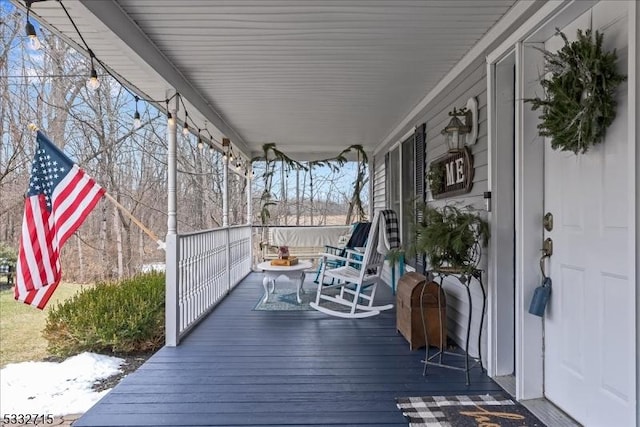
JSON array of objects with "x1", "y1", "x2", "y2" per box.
[{"x1": 430, "y1": 147, "x2": 474, "y2": 199}]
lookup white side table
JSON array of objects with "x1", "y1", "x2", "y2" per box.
[{"x1": 256, "y1": 261, "x2": 313, "y2": 304}]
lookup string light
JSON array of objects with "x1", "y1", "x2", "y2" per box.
[
  {"x1": 133, "y1": 96, "x2": 141, "y2": 129},
  {"x1": 182, "y1": 111, "x2": 190, "y2": 136},
  {"x1": 24, "y1": 1, "x2": 41, "y2": 50},
  {"x1": 197, "y1": 130, "x2": 204, "y2": 150},
  {"x1": 25, "y1": 22, "x2": 41, "y2": 50},
  {"x1": 49, "y1": 0, "x2": 235, "y2": 160},
  {"x1": 25, "y1": 20, "x2": 41, "y2": 50},
  {"x1": 222, "y1": 137, "x2": 230, "y2": 163},
  {"x1": 86, "y1": 50, "x2": 100, "y2": 90},
  {"x1": 32, "y1": 0, "x2": 242, "y2": 163},
  {"x1": 87, "y1": 68, "x2": 100, "y2": 90}
]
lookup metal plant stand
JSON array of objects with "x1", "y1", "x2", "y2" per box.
[{"x1": 421, "y1": 268, "x2": 486, "y2": 385}]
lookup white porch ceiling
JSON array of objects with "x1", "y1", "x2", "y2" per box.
[{"x1": 22, "y1": 0, "x2": 535, "y2": 159}]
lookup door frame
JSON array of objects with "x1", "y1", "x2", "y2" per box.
[
  {"x1": 486, "y1": 50, "x2": 516, "y2": 380},
  {"x1": 486, "y1": 0, "x2": 639, "y2": 404}
]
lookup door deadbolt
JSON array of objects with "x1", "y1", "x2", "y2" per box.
[
  {"x1": 542, "y1": 238, "x2": 553, "y2": 257},
  {"x1": 543, "y1": 212, "x2": 553, "y2": 232}
]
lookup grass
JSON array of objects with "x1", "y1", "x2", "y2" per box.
[{"x1": 0, "y1": 282, "x2": 91, "y2": 367}]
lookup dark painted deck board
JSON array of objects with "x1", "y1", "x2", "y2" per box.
[{"x1": 75, "y1": 273, "x2": 501, "y2": 426}]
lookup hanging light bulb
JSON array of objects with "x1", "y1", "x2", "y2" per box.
[
  {"x1": 25, "y1": 20, "x2": 41, "y2": 50},
  {"x1": 251, "y1": 169, "x2": 255, "y2": 178},
  {"x1": 209, "y1": 144, "x2": 214, "y2": 154},
  {"x1": 165, "y1": 99, "x2": 175, "y2": 126},
  {"x1": 235, "y1": 162, "x2": 241, "y2": 171},
  {"x1": 229, "y1": 151, "x2": 234, "y2": 162},
  {"x1": 24, "y1": 3, "x2": 41, "y2": 51},
  {"x1": 133, "y1": 96, "x2": 141, "y2": 129},
  {"x1": 86, "y1": 52, "x2": 100, "y2": 90},
  {"x1": 197, "y1": 136, "x2": 204, "y2": 150},
  {"x1": 86, "y1": 68, "x2": 100, "y2": 90},
  {"x1": 221, "y1": 137, "x2": 230, "y2": 163},
  {"x1": 182, "y1": 112, "x2": 190, "y2": 136}
]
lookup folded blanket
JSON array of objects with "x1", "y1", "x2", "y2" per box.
[{"x1": 377, "y1": 209, "x2": 400, "y2": 255}]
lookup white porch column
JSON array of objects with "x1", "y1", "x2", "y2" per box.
[
  {"x1": 246, "y1": 166, "x2": 252, "y2": 225},
  {"x1": 167, "y1": 93, "x2": 179, "y2": 234},
  {"x1": 222, "y1": 141, "x2": 229, "y2": 227},
  {"x1": 165, "y1": 90, "x2": 179, "y2": 347},
  {"x1": 222, "y1": 138, "x2": 231, "y2": 292}
]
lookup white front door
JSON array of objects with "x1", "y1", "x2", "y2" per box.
[{"x1": 542, "y1": 4, "x2": 635, "y2": 426}]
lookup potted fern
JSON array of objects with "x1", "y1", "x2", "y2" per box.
[{"x1": 407, "y1": 203, "x2": 490, "y2": 274}]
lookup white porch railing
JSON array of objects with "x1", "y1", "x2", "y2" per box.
[{"x1": 165, "y1": 225, "x2": 252, "y2": 346}]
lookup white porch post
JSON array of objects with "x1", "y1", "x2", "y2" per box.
[
  {"x1": 222, "y1": 138, "x2": 231, "y2": 292},
  {"x1": 165, "y1": 91, "x2": 180, "y2": 347},
  {"x1": 167, "y1": 94, "x2": 179, "y2": 234},
  {"x1": 247, "y1": 166, "x2": 252, "y2": 225},
  {"x1": 222, "y1": 139, "x2": 229, "y2": 227}
]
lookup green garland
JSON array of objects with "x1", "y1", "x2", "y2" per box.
[
  {"x1": 252, "y1": 143, "x2": 368, "y2": 226},
  {"x1": 526, "y1": 29, "x2": 626, "y2": 154}
]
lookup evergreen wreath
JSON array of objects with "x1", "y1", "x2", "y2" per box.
[{"x1": 526, "y1": 29, "x2": 626, "y2": 154}]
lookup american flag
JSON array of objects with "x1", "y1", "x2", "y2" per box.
[{"x1": 14, "y1": 131, "x2": 105, "y2": 309}]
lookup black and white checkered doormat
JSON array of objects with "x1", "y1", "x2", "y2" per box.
[{"x1": 396, "y1": 394, "x2": 546, "y2": 427}]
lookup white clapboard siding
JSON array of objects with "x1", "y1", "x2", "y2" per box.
[{"x1": 379, "y1": 57, "x2": 490, "y2": 361}]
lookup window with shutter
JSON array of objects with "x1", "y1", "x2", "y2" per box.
[
  {"x1": 401, "y1": 134, "x2": 415, "y2": 257},
  {"x1": 384, "y1": 124, "x2": 425, "y2": 271},
  {"x1": 387, "y1": 147, "x2": 401, "y2": 218},
  {"x1": 384, "y1": 125, "x2": 426, "y2": 271}
]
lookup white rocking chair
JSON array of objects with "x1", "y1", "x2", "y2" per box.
[{"x1": 309, "y1": 210, "x2": 399, "y2": 318}]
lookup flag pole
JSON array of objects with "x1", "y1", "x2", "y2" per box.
[{"x1": 103, "y1": 192, "x2": 165, "y2": 250}]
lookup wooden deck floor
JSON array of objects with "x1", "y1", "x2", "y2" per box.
[{"x1": 75, "y1": 272, "x2": 503, "y2": 426}]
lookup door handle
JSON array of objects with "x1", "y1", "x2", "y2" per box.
[
  {"x1": 540, "y1": 238, "x2": 553, "y2": 278},
  {"x1": 540, "y1": 254, "x2": 549, "y2": 279}
]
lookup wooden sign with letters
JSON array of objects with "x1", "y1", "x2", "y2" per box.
[{"x1": 429, "y1": 147, "x2": 474, "y2": 199}]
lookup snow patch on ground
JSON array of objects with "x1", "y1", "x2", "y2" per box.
[{"x1": 0, "y1": 352, "x2": 124, "y2": 416}]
